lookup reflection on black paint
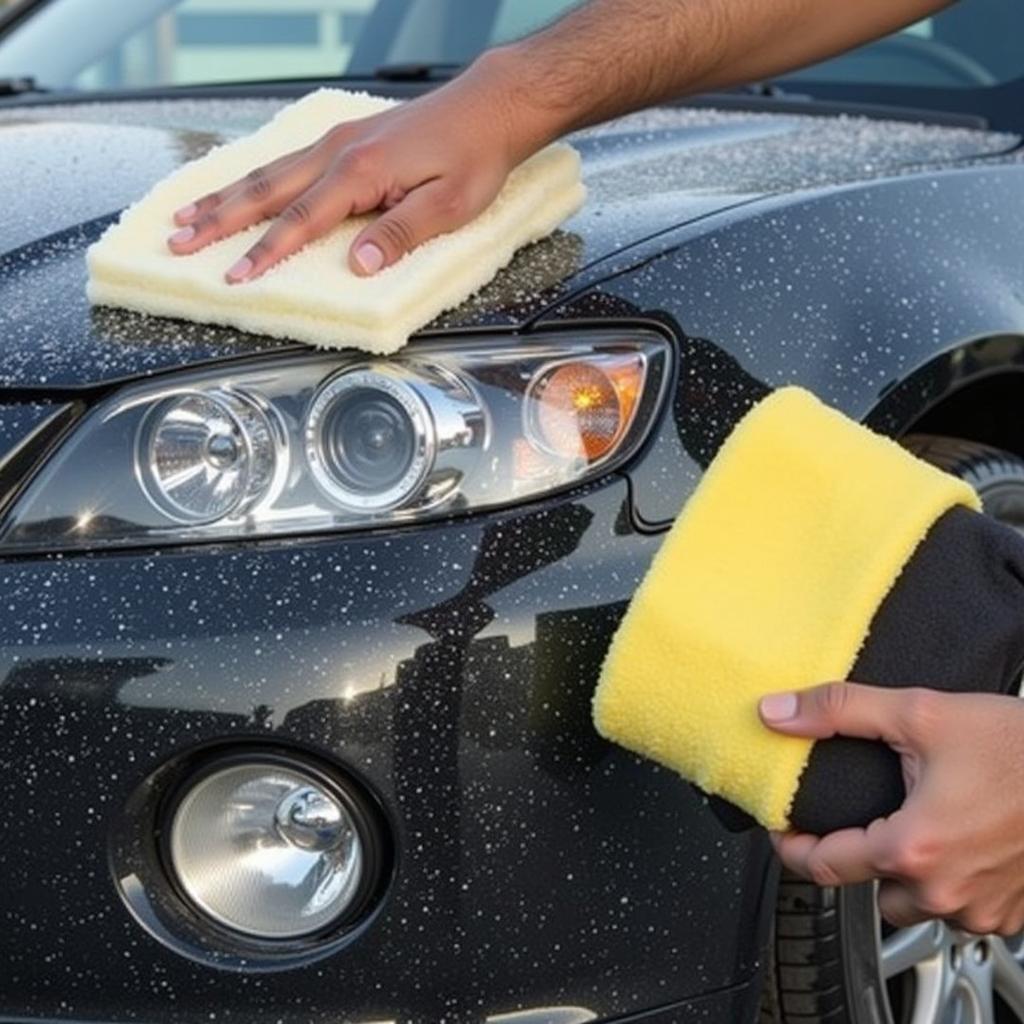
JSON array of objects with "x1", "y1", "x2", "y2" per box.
[
  {"x1": 1, "y1": 655, "x2": 172, "y2": 702},
  {"x1": 392, "y1": 504, "x2": 593, "y2": 1018},
  {"x1": 671, "y1": 336, "x2": 772, "y2": 468},
  {"x1": 529, "y1": 604, "x2": 623, "y2": 778}
]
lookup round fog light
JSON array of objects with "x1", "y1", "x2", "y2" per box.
[{"x1": 168, "y1": 761, "x2": 366, "y2": 940}]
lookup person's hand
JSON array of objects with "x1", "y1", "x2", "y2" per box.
[
  {"x1": 759, "y1": 683, "x2": 1024, "y2": 936},
  {"x1": 166, "y1": 52, "x2": 541, "y2": 284}
]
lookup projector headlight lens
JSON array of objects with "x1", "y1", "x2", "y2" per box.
[
  {"x1": 168, "y1": 761, "x2": 365, "y2": 940},
  {"x1": 138, "y1": 390, "x2": 277, "y2": 524},
  {"x1": 306, "y1": 369, "x2": 433, "y2": 512}
]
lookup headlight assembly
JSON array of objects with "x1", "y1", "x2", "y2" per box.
[{"x1": 0, "y1": 330, "x2": 669, "y2": 552}]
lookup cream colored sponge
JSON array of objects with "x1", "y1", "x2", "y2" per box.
[
  {"x1": 593, "y1": 387, "x2": 979, "y2": 831},
  {"x1": 87, "y1": 89, "x2": 586, "y2": 353}
]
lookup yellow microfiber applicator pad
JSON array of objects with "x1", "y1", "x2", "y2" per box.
[
  {"x1": 593, "y1": 387, "x2": 979, "y2": 831},
  {"x1": 86, "y1": 89, "x2": 586, "y2": 353}
]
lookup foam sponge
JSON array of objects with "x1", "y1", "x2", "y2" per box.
[
  {"x1": 592, "y1": 387, "x2": 980, "y2": 832},
  {"x1": 87, "y1": 89, "x2": 586, "y2": 353}
]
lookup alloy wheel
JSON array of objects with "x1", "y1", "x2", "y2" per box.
[{"x1": 881, "y1": 909, "x2": 1024, "y2": 1023}]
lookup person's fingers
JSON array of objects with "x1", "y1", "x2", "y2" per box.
[
  {"x1": 877, "y1": 881, "x2": 1008, "y2": 934},
  {"x1": 801, "y1": 827, "x2": 886, "y2": 886},
  {"x1": 758, "y1": 682, "x2": 942, "y2": 747},
  {"x1": 774, "y1": 825, "x2": 885, "y2": 886},
  {"x1": 877, "y1": 880, "x2": 933, "y2": 929},
  {"x1": 348, "y1": 177, "x2": 472, "y2": 275},
  {"x1": 772, "y1": 831, "x2": 818, "y2": 873},
  {"x1": 169, "y1": 152, "x2": 322, "y2": 255},
  {"x1": 994, "y1": 900, "x2": 1024, "y2": 938},
  {"x1": 171, "y1": 144, "x2": 320, "y2": 227},
  {"x1": 173, "y1": 119, "x2": 359, "y2": 228},
  {"x1": 225, "y1": 172, "x2": 366, "y2": 283}
]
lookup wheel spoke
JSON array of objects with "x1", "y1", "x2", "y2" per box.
[
  {"x1": 993, "y1": 938, "x2": 1024, "y2": 1016},
  {"x1": 908, "y1": 954, "x2": 949, "y2": 1024},
  {"x1": 968, "y1": 972, "x2": 997, "y2": 1024},
  {"x1": 883, "y1": 922, "x2": 944, "y2": 979}
]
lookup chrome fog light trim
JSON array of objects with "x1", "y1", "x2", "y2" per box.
[{"x1": 111, "y1": 746, "x2": 391, "y2": 971}]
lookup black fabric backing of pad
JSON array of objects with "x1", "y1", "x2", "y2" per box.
[{"x1": 789, "y1": 505, "x2": 1024, "y2": 834}]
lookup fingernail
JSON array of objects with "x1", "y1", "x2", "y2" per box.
[
  {"x1": 354, "y1": 242, "x2": 384, "y2": 275},
  {"x1": 225, "y1": 256, "x2": 254, "y2": 284},
  {"x1": 760, "y1": 693, "x2": 799, "y2": 723},
  {"x1": 168, "y1": 226, "x2": 195, "y2": 246},
  {"x1": 175, "y1": 203, "x2": 198, "y2": 223}
]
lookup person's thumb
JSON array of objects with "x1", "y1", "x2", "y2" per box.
[
  {"x1": 349, "y1": 179, "x2": 472, "y2": 276},
  {"x1": 758, "y1": 681, "x2": 934, "y2": 747}
]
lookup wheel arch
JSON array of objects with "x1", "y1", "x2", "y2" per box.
[{"x1": 866, "y1": 334, "x2": 1024, "y2": 456}]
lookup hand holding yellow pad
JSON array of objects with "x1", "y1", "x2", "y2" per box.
[{"x1": 593, "y1": 387, "x2": 979, "y2": 831}]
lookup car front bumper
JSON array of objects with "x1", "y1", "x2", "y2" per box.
[{"x1": 0, "y1": 479, "x2": 774, "y2": 1023}]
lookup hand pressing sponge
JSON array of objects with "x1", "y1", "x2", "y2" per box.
[
  {"x1": 593, "y1": 387, "x2": 988, "y2": 832},
  {"x1": 87, "y1": 88, "x2": 586, "y2": 354}
]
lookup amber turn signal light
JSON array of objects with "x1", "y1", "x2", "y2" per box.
[{"x1": 526, "y1": 354, "x2": 645, "y2": 462}]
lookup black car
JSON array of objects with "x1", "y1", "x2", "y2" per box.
[{"x1": 1, "y1": 2, "x2": 1024, "y2": 1023}]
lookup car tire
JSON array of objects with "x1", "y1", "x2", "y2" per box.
[
  {"x1": 759, "y1": 434, "x2": 1024, "y2": 1024},
  {"x1": 901, "y1": 434, "x2": 1024, "y2": 530}
]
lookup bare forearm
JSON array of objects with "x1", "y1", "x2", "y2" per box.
[
  {"x1": 175, "y1": 0, "x2": 959, "y2": 278},
  {"x1": 475, "y1": 0, "x2": 955, "y2": 159}
]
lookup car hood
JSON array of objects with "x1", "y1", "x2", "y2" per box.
[{"x1": 0, "y1": 95, "x2": 1017, "y2": 389}]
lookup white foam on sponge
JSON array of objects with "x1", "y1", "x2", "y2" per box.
[{"x1": 87, "y1": 88, "x2": 586, "y2": 353}]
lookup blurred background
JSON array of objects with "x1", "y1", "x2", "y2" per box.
[
  {"x1": 0, "y1": 0, "x2": 581, "y2": 87},
  {"x1": 1, "y1": 0, "x2": 1018, "y2": 97}
]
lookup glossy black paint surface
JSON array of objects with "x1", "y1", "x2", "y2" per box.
[
  {"x1": 0, "y1": 481, "x2": 774, "y2": 1021},
  {"x1": 546, "y1": 163, "x2": 1024, "y2": 524},
  {"x1": 2, "y1": 85, "x2": 1024, "y2": 1024},
  {"x1": 0, "y1": 400, "x2": 74, "y2": 511},
  {"x1": 0, "y1": 401, "x2": 56, "y2": 459},
  {"x1": 0, "y1": 97, "x2": 1018, "y2": 387}
]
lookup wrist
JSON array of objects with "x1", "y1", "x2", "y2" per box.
[{"x1": 455, "y1": 45, "x2": 571, "y2": 167}]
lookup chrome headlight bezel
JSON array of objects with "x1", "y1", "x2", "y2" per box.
[
  {"x1": 303, "y1": 360, "x2": 487, "y2": 515},
  {"x1": 0, "y1": 329, "x2": 671, "y2": 554},
  {"x1": 305, "y1": 366, "x2": 436, "y2": 513}
]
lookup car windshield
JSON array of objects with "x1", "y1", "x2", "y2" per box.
[{"x1": 0, "y1": 0, "x2": 1020, "y2": 97}]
